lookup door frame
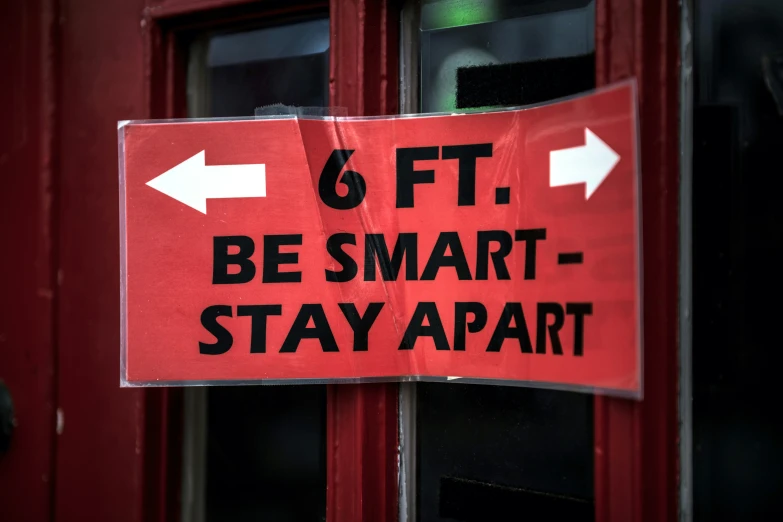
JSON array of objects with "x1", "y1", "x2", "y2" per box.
[
  {"x1": 593, "y1": 1, "x2": 680, "y2": 521},
  {"x1": 46, "y1": 0, "x2": 680, "y2": 521}
]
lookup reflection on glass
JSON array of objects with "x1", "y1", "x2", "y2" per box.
[
  {"x1": 420, "y1": 0, "x2": 594, "y2": 112},
  {"x1": 188, "y1": 19, "x2": 330, "y2": 118}
]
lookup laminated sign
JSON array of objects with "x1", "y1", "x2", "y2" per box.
[{"x1": 119, "y1": 81, "x2": 642, "y2": 396}]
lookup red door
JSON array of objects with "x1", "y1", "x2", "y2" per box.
[{"x1": 0, "y1": 1, "x2": 679, "y2": 521}]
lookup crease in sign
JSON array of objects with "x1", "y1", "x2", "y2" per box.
[
  {"x1": 291, "y1": 118, "x2": 331, "y2": 265},
  {"x1": 326, "y1": 115, "x2": 412, "y2": 377},
  {"x1": 327, "y1": 117, "x2": 407, "y2": 337},
  {"x1": 304, "y1": 119, "x2": 365, "y2": 379},
  {"x1": 255, "y1": 106, "x2": 378, "y2": 378},
  {"x1": 294, "y1": 114, "x2": 407, "y2": 379},
  {"x1": 292, "y1": 118, "x2": 367, "y2": 379}
]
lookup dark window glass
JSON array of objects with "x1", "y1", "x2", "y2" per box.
[
  {"x1": 416, "y1": 2, "x2": 596, "y2": 521},
  {"x1": 188, "y1": 19, "x2": 329, "y2": 118},
  {"x1": 693, "y1": 1, "x2": 783, "y2": 520},
  {"x1": 186, "y1": 19, "x2": 329, "y2": 522},
  {"x1": 206, "y1": 386, "x2": 326, "y2": 522}
]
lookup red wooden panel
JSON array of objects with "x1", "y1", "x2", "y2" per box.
[
  {"x1": 327, "y1": 1, "x2": 399, "y2": 521},
  {"x1": 148, "y1": 0, "x2": 256, "y2": 18},
  {"x1": 54, "y1": 0, "x2": 152, "y2": 521},
  {"x1": 593, "y1": 1, "x2": 680, "y2": 521},
  {"x1": 0, "y1": 0, "x2": 57, "y2": 519}
]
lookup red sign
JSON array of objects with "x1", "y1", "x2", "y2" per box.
[{"x1": 119, "y1": 82, "x2": 641, "y2": 396}]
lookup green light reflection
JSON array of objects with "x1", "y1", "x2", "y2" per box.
[{"x1": 429, "y1": 0, "x2": 501, "y2": 28}]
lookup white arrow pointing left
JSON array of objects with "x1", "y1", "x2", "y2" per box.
[{"x1": 146, "y1": 150, "x2": 266, "y2": 214}]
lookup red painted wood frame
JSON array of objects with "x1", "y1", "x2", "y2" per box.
[
  {"x1": 593, "y1": 0, "x2": 680, "y2": 521},
  {"x1": 327, "y1": 2, "x2": 399, "y2": 521},
  {"x1": 0, "y1": 0, "x2": 58, "y2": 520}
]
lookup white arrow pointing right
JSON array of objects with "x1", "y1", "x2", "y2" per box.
[{"x1": 549, "y1": 128, "x2": 620, "y2": 200}]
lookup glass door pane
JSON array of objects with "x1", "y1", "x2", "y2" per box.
[
  {"x1": 693, "y1": 1, "x2": 783, "y2": 519},
  {"x1": 408, "y1": 2, "x2": 597, "y2": 521},
  {"x1": 184, "y1": 18, "x2": 329, "y2": 522}
]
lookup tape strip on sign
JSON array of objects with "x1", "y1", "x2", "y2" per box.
[{"x1": 118, "y1": 80, "x2": 642, "y2": 397}]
